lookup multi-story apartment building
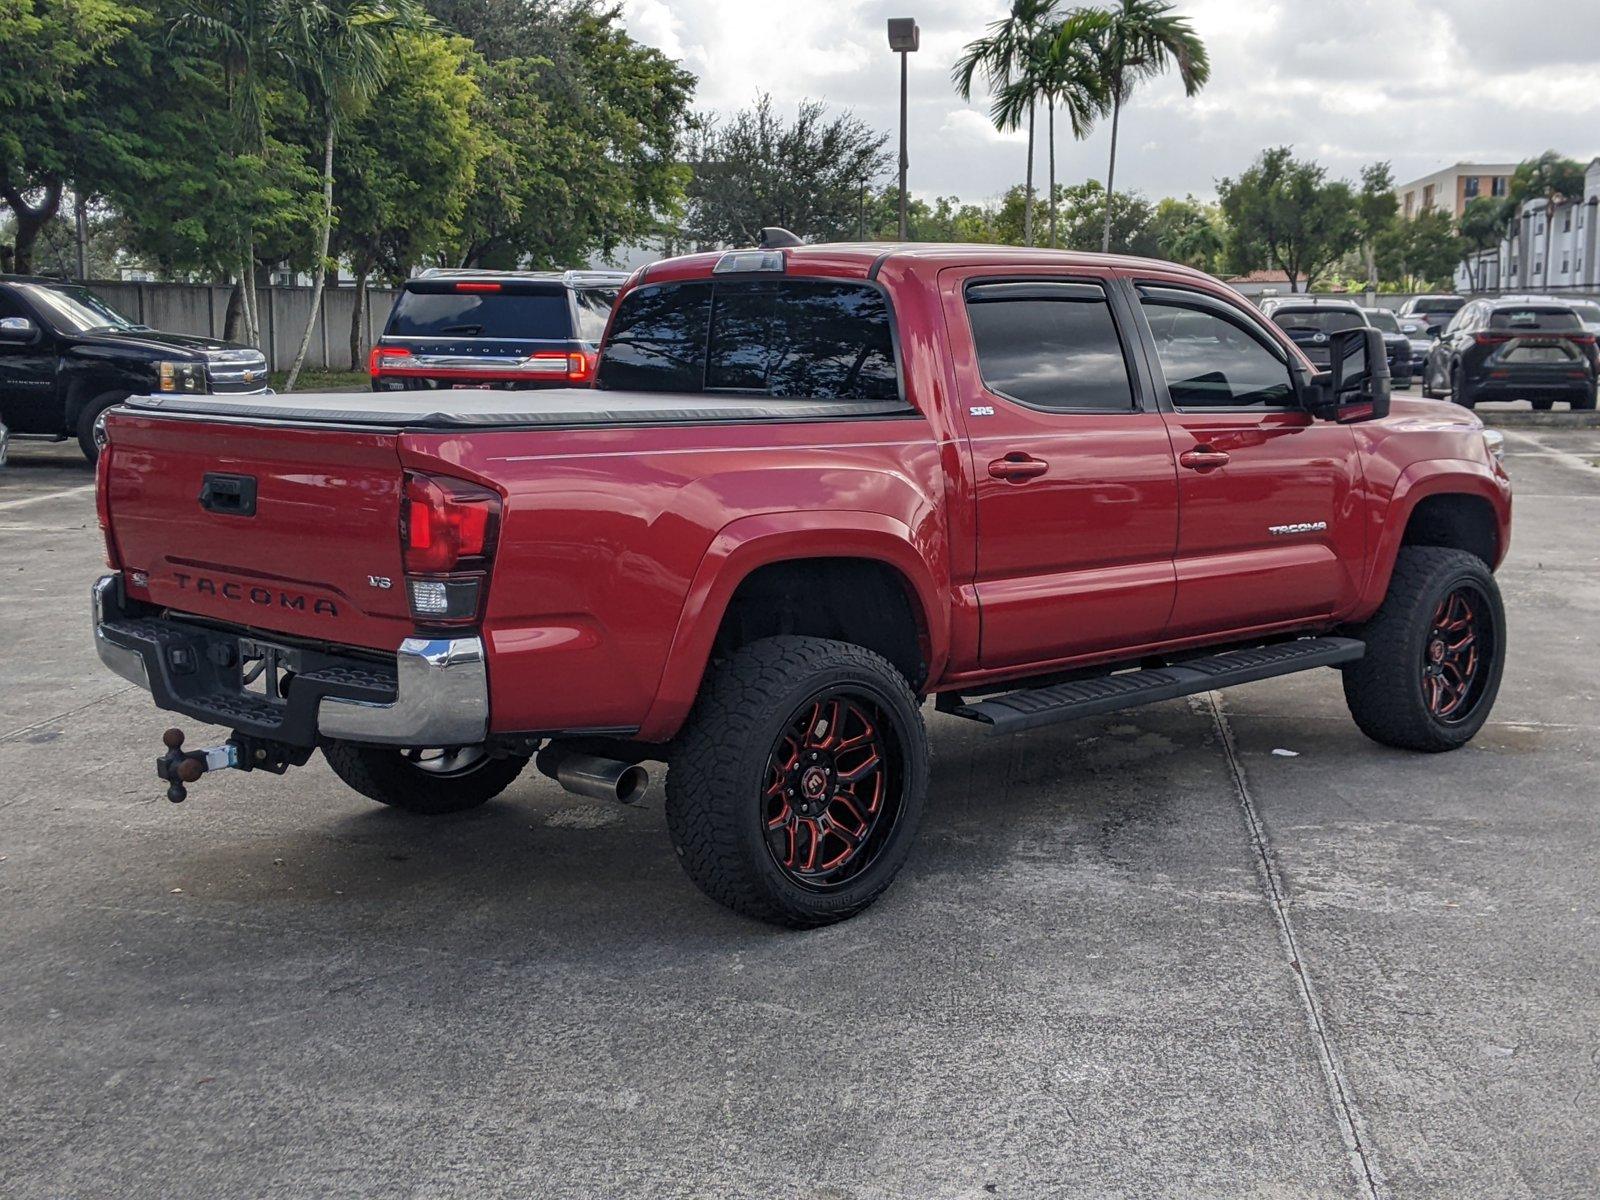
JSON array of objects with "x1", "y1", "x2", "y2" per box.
[
  {"x1": 1456, "y1": 157, "x2": 1600, "y2": 293},
  {"x1": 1395, "y1": 163, "x2": 1517, "y2": 220}
]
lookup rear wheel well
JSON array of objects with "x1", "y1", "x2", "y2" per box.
[
  {"x1": 711, "y1": 558, "x2": 928, "y2": 689},
  {"x1": 1401, "y1": 493, "x2": 1498, "y2": 566}
]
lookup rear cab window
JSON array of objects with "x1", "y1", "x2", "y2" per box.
[
  {"x1": 387, "y1": 281, "x2": 573, "y2": 340},
  {"x1": 963, "y1": 280, "x2": 1136, "y2": 412},
  {"x1": 597, "y1": 278, "x2": 899, "y2": 399}
]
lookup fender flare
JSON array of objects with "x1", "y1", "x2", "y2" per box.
[
  {"x1": 1354, "y1": 457, "x2": 1511, "y2": 618},
  {"x1": 635, "y1": 510, "x2": 950, "y2": 743}
]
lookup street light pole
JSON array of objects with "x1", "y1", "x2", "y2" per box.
[{"x1": 886, "y1": 18, "x2": 919, "y2": 241}]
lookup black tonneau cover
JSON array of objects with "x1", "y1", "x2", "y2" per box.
[{"x1": 120, "y1": 389, "x2": 916, "y2": 430}]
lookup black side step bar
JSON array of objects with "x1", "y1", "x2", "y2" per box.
[{"x1": 953, "y1": 637, "x2": 1365, "y2": 736}]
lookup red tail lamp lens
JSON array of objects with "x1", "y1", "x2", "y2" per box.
[
  {"x1": 402, "y1": 473, "x2": 500, "y2": 574},
  {"x1": 454, "y1": 281, "x2": 502, "y2": 292},
  {"x1": 368, "y1": 344, "x2": 412, "y2": 375}
]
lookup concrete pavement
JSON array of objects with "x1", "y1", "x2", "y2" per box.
[{"x1": 1, "y1": 429, "x2": 1596, "y2": 1199}]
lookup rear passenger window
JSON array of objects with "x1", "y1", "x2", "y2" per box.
[
  {"x1": 598, "y1": 279, "x2": 899, "y2": 399},
  {"x1": 965, "y1": 282, "x2": 1135, "y2": 412}
]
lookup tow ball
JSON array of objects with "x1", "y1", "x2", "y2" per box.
[
  {"x1": 155, "y1": 728, "x2": 312, "y2": 802},
  {"x1": 156, "y1": 729, "x2": 241, "y2": 803}
]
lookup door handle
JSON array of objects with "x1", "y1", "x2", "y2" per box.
[
  {"x1": 1179, "y1": 447, "x2": 1231, "y2": 471},
  {"x1": 988, "y1": 453, "x2": 1049, "y2": 482}
]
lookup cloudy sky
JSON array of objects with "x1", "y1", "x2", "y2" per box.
[{"x1": 621, "y1": 0, "x2": 1600, "y2": 204}]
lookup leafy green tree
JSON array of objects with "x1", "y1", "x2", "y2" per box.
[
  {"x1": 1376, "y1": 209, "x2": 1457, "y2": 290},
  {"x1": 1151, "y1": 194, "x2": 1222, "y2": 270},
  {"x1": 953, "y1": 0, "x2": 1058, "y2": 246},
  {"x1": 333, "y1": 30, "x2": 484, "y2": 367},
  {"x1": 680, "y1": 94, "x2": 890, "y2": 248},
  {"x1": 1456, "y1": 195, "x2": 1510, "y2": 292},
  {"x1": 1355, "y1": 162, "x2": 1397, "y2": 290},
  {"x1": 1059, "y1": 0, "x2": 1208, "y2": 253},
  {"x1": 0, "y1": 0, "x2": 143, "y2": 272},
  {"x1": 449, "y1": 6, "x2": 693, "y2": 267},
  {"x1": 1509, "y1": 151, "x2": 1585, "y2": 286},
  {"x1": 1219, "y1": 147, "x2": 1358, "y2": 292}
]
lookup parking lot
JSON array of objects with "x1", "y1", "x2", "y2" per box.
[{"x1": 2, "y1": 419, "x2": 1598, "y2": 1199}]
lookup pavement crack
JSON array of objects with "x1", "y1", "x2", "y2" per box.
[
  {"x1": 0, "y1": 685, "x2": 139, "y2": 748},
  {"x1": 1205, "y1": 691, "x2": 1388, "y2": 1200}
]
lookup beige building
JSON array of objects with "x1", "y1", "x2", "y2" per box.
[{"x1": 1395, "y1": 163, "x2": 1517, "y2": 219}]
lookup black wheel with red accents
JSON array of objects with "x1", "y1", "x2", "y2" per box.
[
  {"x1": 1343, "y1": 547, "x2": 1505, "y2": 752},
  {"x1": 666, "y1": 636, "x2": 927, "y2": 927}
]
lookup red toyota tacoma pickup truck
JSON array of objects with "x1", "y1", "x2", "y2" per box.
[{"x1": 93, "y1": 243, "x2": 1512, "y2": 927}]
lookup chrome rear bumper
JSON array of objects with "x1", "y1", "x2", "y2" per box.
[{"x1": 92, "y1": 574, "x2": 488, "y2": 747}]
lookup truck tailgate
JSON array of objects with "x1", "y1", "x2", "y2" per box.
[{"x1": 103, "y1": 411, "x2": 413, "y2": 651}]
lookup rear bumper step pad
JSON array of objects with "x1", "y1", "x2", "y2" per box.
[{"x1": 954, "y1": 637, "x2": 1365, "y2": 736}]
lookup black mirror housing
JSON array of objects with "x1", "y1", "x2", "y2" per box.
[{"x1": 1305, "y1": 327, "x2": 1390, "y2": 423}]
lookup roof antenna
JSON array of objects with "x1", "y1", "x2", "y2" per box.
[{"x1": 758, "y1": 227, "x2": 803, "y2": 249}]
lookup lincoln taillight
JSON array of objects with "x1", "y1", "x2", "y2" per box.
[{"x1": 400, "y1": 472, "x2": 502, "y2": 626}]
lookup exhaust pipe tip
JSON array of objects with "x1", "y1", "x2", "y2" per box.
[{"x1": 536, "y1": 747, "x2": 651, "y2": 805}]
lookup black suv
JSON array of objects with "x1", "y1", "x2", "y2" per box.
[
  {"x1": 1265, "y1": 298, "x2": 1412, "y2": 387},
  {"x1": 1423, "y1": 298, "x2": 1598, "y2": 410},
  {"x1": 0, "y1": 276, "x2": 268, "y2": 462},
  {"x1": 369, "y1": 269, "x2": 627, "y2": 391}
]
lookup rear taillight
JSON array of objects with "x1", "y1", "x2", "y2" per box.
[
  {"x1": 1475, "y1": 332, "x2": 1512, "y2": 346},
  {"x1": 566, "y1": 350, "x2": 596, "y2": 383},
  {"x1": 401, "y1": 472, "x2": 501, "y2": 625},
  {"x1": 368, "y1": 344, "x2": 412, "y2": 376},
  {"x1": 1568, "y1": 333, "x2": 1597, "y2": 345},
  {"x1": 95, "y1": 440, "x2": 120, "y2": 570}
]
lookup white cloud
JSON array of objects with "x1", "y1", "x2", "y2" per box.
[{"x1": 620, "y1": 0, "x2": 1600, "y2": 204}]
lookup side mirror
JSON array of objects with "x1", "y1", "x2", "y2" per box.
[
  {"x1": 0, "y1": 316, "x2": 38, "y2": 344},
  {"x1": 1305, "y1": 327, "x2": 1390, "y2": 423}
]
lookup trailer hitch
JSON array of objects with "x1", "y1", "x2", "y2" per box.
[{"x1": 155, "y1": 728, "x2": 312, "y2": 802}]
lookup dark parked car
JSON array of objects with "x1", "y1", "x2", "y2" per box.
[
  {"x1": 369, "y1": 269, "x2": 627, "y2": 391},
  {"x1": 1267, "y1": 299, "x2": 1412, "y2": 387},
  {"x1": 1397, "y1": 294, "x2": 1467, "y2": 338},
  {"x1": 0, "y1": 276, "x2": 268, "y2": 462},
  {"x1": 1422, "y1": 298, "x2": 1598, "y2": 410}
]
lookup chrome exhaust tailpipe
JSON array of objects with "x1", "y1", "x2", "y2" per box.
[{"x1": 537, "y1": 747, "x2": 650, "y2": 805}]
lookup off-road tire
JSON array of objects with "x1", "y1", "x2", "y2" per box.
[
  {"x1": 666, "y1": 636, "x2": 928, "y2": 928},
  {"x1": 321, "y1": 740, "x2": 526, "y2": 814},
  {"x1": 1342, "y1": 547, "x2": 1505, "y2": 753},
  {"x1": 76, "y1": 390, "x2": 130, "y2": 464}
]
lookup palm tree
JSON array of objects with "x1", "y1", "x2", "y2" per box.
[
  {"x1": 281, "y1": 0, "x2": 422, "y2": 391},
  {"x1": 994, "y1": 21, "x2": 1107, "y2": 247},
  {"x1": 953, "y1": 0, "x2": 1058, "y2": 246},
  {"x1": 1063, "y1": 0, "x2": 1209, "y2": 253}
]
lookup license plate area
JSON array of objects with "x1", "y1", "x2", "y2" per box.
[{"x1": 237, "y1": 638, "x2": 306, "y2": 705}]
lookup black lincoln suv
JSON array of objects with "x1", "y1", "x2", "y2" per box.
[
  {"x1": 369, "y1": 269, "x2": 627, "y2": 391},
  {"x1": 1423, "y1": 298, "x2": 1598, "y2": 410}
]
